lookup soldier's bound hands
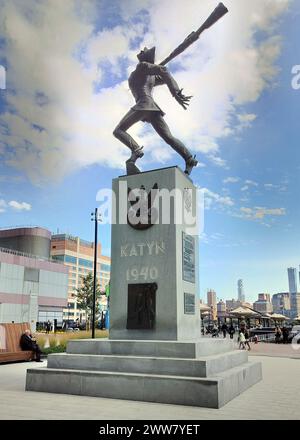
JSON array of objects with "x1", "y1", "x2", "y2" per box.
[{"x1": 175, "y1": 89, "x2": 192, "y2": 110}]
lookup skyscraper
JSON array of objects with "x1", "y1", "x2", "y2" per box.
[
  {"x1": 288, "y1": 267, "x2": 298, "y2": 294},
  {"x1": 288, "y1": 267, "x2": 300, "y2": 318},
  {"x1": 237, "y1": 279, "x2": 245, "y2": 302},
  {"x1": 207, "y1": 289, "x2": 217, "y2": 321}
]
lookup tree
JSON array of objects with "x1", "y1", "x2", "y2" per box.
[{"x1": 76, "y1": 272, "x2": 101, "y2": 330}]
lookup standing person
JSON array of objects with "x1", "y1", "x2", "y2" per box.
[
  {"x1": 212, "y1": 323, "x2": 219, "y2": 338},
  {"x1": 20, "y1": 329, "x2": 43, "y2": 362},
  {"x1": 275, "y1": 326, "x2": 282, "y2": 344},
  {"x1": 221, "y1": 322, "x2": 228, "y2": 338},
  {"x1": 282, "y1": 326, "x2": 289, "y2": 344},
  {"x1": 244, "y1": 328, "x2": 251, "y2": 351},
  {"x1": 239, "y1": 330, "x2": 246, "y2": 350},
  {"x1": 229, "y1": 324, "x2": 235, "y2": 340},
  {"x1": 46, "y1": 320, "x2": 51, "y2": 334}
]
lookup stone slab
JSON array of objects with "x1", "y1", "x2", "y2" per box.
[
  {"x1": 66, "y1": 338, "x2": 235, "y2": 358},
  {"x1": 26, "y1": 360, "x2": 262, "y2": 409},
  {"x1": 47, "y1": 350, "x2": 248, "y2": 378}
]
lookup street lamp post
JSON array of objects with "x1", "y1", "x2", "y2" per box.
[
  {"x1": 91, "y1": 208, "x2": 102, "y2": 339},
  {"x1": 67, "y1": 303, "x2": 71, "y2": 330}
]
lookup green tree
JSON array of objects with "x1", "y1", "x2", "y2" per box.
[{"x1": 76, "y1": 272, "x2": 101, "y2": 330}]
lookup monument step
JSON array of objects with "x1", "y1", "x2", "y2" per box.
[
  {"x1": 26, "y1": 361, "x2": 262, "y2": 409},
  {"x1": 48, "y1": 350, "x2": 248, "y2": 378},
  {"x1": 66, "y1": 338, "x2": 234, "y2": 358}
]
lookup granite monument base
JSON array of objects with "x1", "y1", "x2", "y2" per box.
[{"x1": 26, "y1": 338, "x2": 262, "y2": 408}]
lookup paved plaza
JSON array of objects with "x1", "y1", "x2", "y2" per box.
[{"x1": 0, "y1": 350, "x2": 300, "y2": 420}]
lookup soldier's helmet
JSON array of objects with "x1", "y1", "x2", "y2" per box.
[{"x1": 137, "y1": 47, "x2": 156, "y2": 64}]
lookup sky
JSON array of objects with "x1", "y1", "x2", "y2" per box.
[{"x1": 0, "y1": 0, "x2": 299, "y2": 303}]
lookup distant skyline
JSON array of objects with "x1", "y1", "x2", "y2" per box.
[{"x1": 0, "y1": 0, "x2": 299, "y2": 303}]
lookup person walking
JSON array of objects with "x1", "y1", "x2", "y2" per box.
[
  {"x1": 244, "y1": 329, "x2": 251, "y2": 351},
  {"x1": 275, "y1": 326, "x2": 282, "y2": 344},
  {"x1": 229, "y1": 324, "x2": 235, "y2": 340},
  {"x1": 238, "y1": 330, "x2": 246, "y2": 350},
  {"x1": 221, "y1": 322, "x2": 228, "y2": 338}
]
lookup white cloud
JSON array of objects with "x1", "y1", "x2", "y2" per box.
[
  {"x1": 264, "y1": 183, "x2": 277, "y2": 189},
  {"x1": 0, "y1": 64, "x2": 6, "y2": 90},
  {"x1": 202, "y1": 187, "x2": 234, "y2": 209},
  {"x1": 208, "y1": 155, "x2": 228, "y2": 168},
  {"x1": 223, "y1": 176, "x2": 240, "y2": 184},
  {"x1": 245, "y1": 180, "x2": 259, "y2": 187},
  {"x1": 0, "y1": 199, "x2": 7, "y2": 213},
  {"x1": 8, "y1": 200, "x2": 31, "y2": 211},
  {"x1": 0, "y1": 0, "x2": 291, "y2": 183},
  {"x1": 240, "y1": 206, "x2": 286, "y2": 220},
  {"x1": 237, "y1": 113, "x2": 257, "y2": 130}
]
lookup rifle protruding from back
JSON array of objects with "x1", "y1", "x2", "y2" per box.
[{"x1": 160, "y1": 2, "x2": 229, "y2": 66}]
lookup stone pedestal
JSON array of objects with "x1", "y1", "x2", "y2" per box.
[
  {"x1": 110, "y1": 166, "x2": 200, "y2": 340},
  {"x1": 25, "y1": 166, "x2": 262, "y2": 409}
]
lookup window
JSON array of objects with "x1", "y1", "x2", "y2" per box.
[
  {"x1": 52, "y1": 255, "x2": 64, "y2": 262},
  {"x1": 100, "y1": 264, "x2": 110, "y2": 272},
  {"x1": 78, "y1": 258, "x2": 93, "y2": 269},
  {"x1": 24, "y1": 268, "x2": 40, "y2": 282},
  {"x1": 65, "y1": 255, "x2": 77, "y2": 264}
]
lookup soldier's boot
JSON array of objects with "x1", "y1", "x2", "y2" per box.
[
  {"x1": 126, "y1": 147, "x2": 144, "y2": 175},
  {"x1": 184, "y1": 155, "x2": 198, "y2": 175}
]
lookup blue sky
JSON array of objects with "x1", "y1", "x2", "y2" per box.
[{"x1": 0, "y1": 0, "x2": 299, "y2": 303}]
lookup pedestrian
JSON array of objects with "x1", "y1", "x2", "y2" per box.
[
  {"x1": 244, "y1": 329, "x2": 251, "y2": 350},
  {"x1": 46, "y1": 320, "x2": 51, "y2": 334},
  {"x1": 275, "y1": 326, "x2": 282, "y2": 344},
  {"x1": 239, "y1": 330, "x2": 246, "y2": 350},
  {"x1": 212, "y1": 324, "x2": 219, "y2": 338},
  {"x1": 229, "y1": 324, "x2": 235, "y2": 340},
  {"x1": 282, "y1": 326, "x2": 289, "y2": 344},
  {"x1": 221, "y1": 322, "x2": 228, "y2": 338}
]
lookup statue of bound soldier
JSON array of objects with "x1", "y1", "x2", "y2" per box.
[
  {"x1": 113, "y1": 46, "x2": 197, "y2": 176},
  {"x1": 113, "y1": 3, "x2": 229, "y2": 176}
]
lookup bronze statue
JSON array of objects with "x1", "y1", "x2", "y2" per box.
[{"x1": 113, "y1": 3, "x2": 228, "y2": 176}]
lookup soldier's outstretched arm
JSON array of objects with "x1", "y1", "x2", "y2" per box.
[{"x1": 139, "y1": 62, "x2": 192, "y2": 109}]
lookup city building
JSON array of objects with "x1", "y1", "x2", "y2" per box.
[
  {"x1": 237, "y1": 279, "x2": 245, "y2": 302},
  {"x1": 287, "y1": 267, "x2": 300, "y2": 318},
  {"x1": 253, "y1": 293, "x2": 273, "y2": 314},
  {"x1": 207, "y1": 289, "x2": 217, "y2": 321},
  {"x1": 217, "y1": 300, "x2": 226, "y2": 319},
  {"x1": 0, "y1": 227, "x2": 68, "y2": 330},
  {"x1": 51, "y1": 234, "x2": 111, "y2": 323},
  {"x1": 272, "y1": 292, "x2": 290, "y2": 316},
  {"x1": 288, "y1": 267, "x2": 298, "y2": 294},
  {"x1": 226, "y1": 299, "x2": 240, "y2": 311}
]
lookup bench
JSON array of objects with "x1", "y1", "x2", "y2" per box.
[{"x1": 0, "y1": 322, "x2": 33, "y2": 363}]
